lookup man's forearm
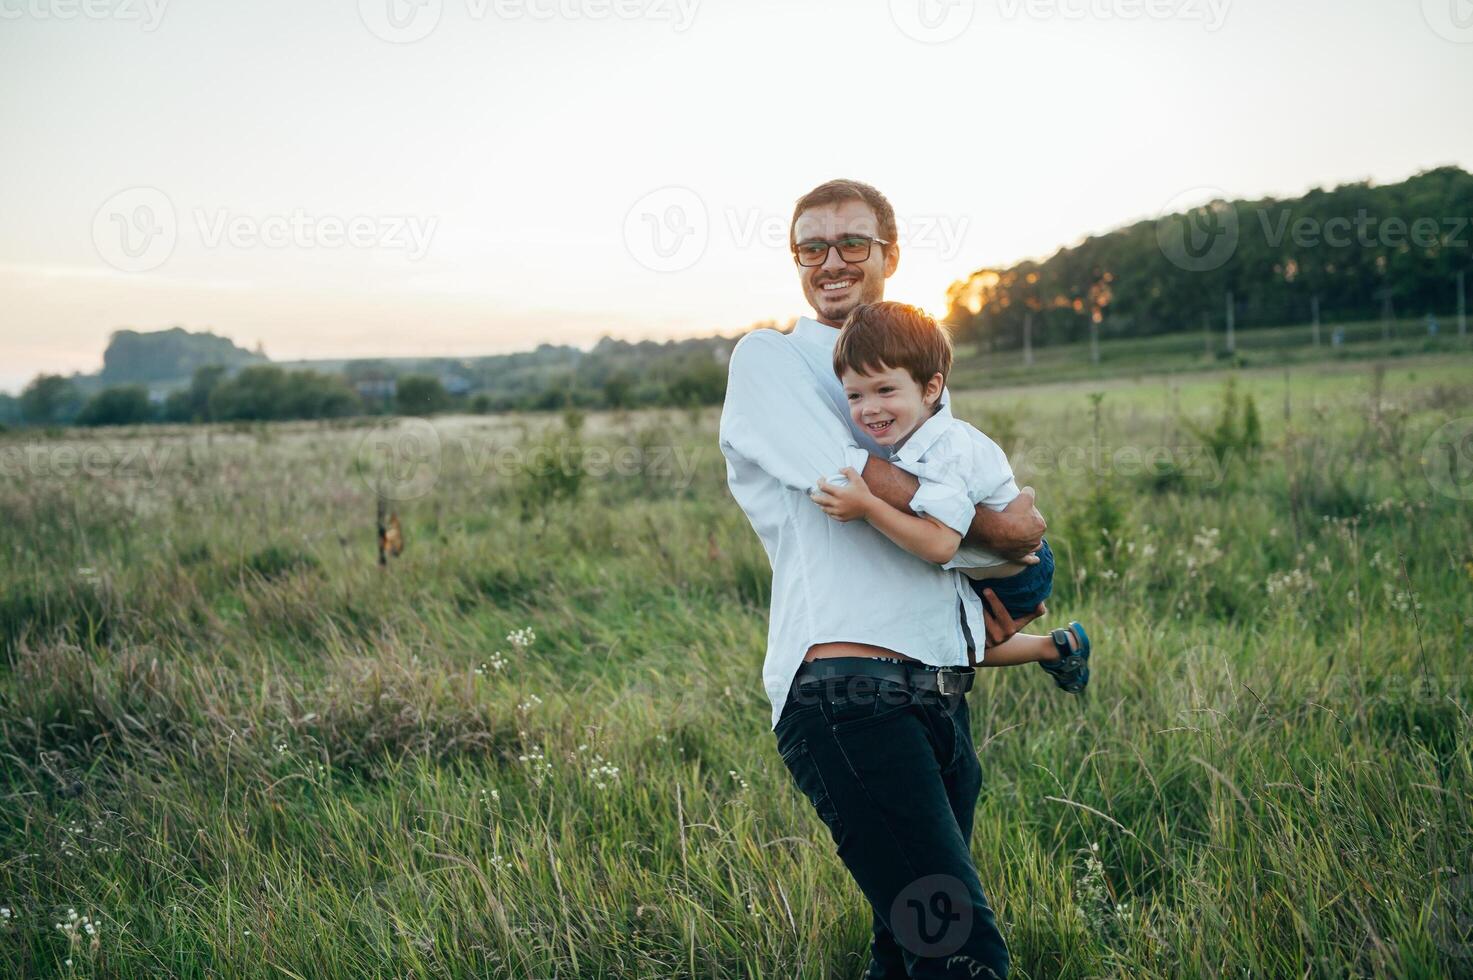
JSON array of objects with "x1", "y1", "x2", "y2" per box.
[
  {"x1": 864, "y1": 455, "x2": 1045, "y2": 559},
  {"x1": 861, "y1": 455, "x2": 921, "y2": 513}
]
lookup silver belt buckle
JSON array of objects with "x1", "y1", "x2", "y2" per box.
[{"x1": 936, "y1": 671, "x2": 952, "y2": 696}]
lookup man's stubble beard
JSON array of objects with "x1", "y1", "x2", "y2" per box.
[{"x1": 812, "y1": 270, "x2": 887, "y2": 325}]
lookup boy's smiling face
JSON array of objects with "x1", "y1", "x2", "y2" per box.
[{"x1": 841, "y1": 365, "x2": 944, "y2": 448}]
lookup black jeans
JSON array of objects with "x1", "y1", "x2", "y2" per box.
[{"x1": 774, "y1": 665, "x2": 1010, "y2": 979}]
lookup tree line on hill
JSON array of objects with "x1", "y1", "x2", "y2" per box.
[
  {"x1": 943, "y1": 166, "x2": 1472, "y2": 350},
  {"x1": 3, "y1": 332, "x2": 744, "y2": 428},
  {"x1": 6, "y1": 166, "x2": 1467, "y2": 430}
]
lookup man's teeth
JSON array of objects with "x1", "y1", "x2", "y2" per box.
[{"x1": 821, "y1": 280, "x2": 855, "y2": 292}]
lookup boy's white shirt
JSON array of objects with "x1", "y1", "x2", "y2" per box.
[
  {"x1": 890, "y1": 400, "x2": 1023, "y2": 572},
  {"x1": 718, "y1": 317, "x2": 986, "y2": 730}
]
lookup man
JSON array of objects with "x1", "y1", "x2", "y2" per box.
[{"x1": 718, "y1": 179, "x2": 1046, "y2": 979}]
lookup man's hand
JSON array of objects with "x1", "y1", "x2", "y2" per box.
[
  {"x1": 811, "y1": 467, "x2": 875, "y2": 523},
  {"x1": 981, "y1": 590, "x2": 1046, "y2": 647},
  {"x1": 965, "y1": 486, "x2": 1046, "y2": 560}
]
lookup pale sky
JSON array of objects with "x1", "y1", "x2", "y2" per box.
[{"x1": 2, "y1": 0, "x2": 1471, "y2": 393}]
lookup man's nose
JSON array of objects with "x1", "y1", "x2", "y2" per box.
[{"x1": 820, "y1": 246, "x2": 849, "y2": 272}]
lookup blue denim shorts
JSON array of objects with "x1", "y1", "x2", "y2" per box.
[{"x1": 966, "y1": 537, "x2": 1054, "y2": 619}]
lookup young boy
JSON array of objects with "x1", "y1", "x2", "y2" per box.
[{"x1": 809, "y1": 301, "x2": 1091, "y2": 692}]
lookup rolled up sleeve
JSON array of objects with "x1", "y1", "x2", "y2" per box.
[
  {"x1": 909, "y1": 476, "x2": 975, "y2": 537},
  {"x1": 719, "y1": 331, "x2": 868, "y2": 493}
]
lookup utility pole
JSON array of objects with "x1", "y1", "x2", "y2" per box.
[
  {"x1": 1310, "y1": 294, "x2": 1321, "y2": 348},
  {"x1": 1459, "y1": 270, "x2": 1467, "y2": 340},
  {"x1": 1203, "y1": 311, "x2": 1212, "y2": 357},
  {"x1": 1089, "y1": 315, "x2": 1100, "y2": 366},
  {"x1": 1224, "y1": 291, "x2": 1236, "y2": 353},
  {"x1": 1023, "y1": 312, "x2": 1034, "y2": 367},
  {"x1": 1377, "y1": 287, "x2": 1394, "y2": 342}
]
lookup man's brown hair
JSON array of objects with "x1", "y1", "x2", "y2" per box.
[
  {"x1": 833, "y1": 302, "x2": 953, "y2": 386},
  {"x1": 789, "y1": 179, "x2": 898, "y2": 251}
]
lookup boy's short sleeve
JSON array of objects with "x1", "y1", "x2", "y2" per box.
[{"x1": 909, "y1": 475, "x2": 976, "y2": 537}]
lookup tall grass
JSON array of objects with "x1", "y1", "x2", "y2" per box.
[{"x1": 1, "y1": 354, "x2": 1470, "y2": 977}]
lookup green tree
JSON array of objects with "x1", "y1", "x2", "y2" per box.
[
  {"x1": 77, "y1": 385, "x2": 154, "y2": 427},
  {"x1": 20, "y1": 374, "x2": 80, "y2": 425},
  {"x1": 396, "y1": 374, "x2": 451, "y2": 415}
]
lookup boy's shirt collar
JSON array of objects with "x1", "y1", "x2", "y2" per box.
[{"x1": 892, "y1": 394, "x2": 955, "y2": 466}]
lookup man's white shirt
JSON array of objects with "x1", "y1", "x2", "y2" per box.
[
  {"x1": 890, "y1": 401, "x2": 1023, "y2": 572},
  {"x1": 718, "y1": 316, "x2": 986, "y2": 729}
]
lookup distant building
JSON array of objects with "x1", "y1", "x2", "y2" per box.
[
  {"x1": 354, "y1": 378, "x2": 397, "y2": 401},
  {"x1": 439, "y1": 374, "x2": 472, "y2": 395}
]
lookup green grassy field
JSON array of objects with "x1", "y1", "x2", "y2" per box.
[{"x1": 2, "y1": 347, "x2": 1471, "y2": 977}]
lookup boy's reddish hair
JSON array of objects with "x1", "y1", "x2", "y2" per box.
[{"x1": 832, "y1": 301, "x2": 953, "y2": 386}]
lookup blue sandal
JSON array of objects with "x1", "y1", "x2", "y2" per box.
[{"x1": 1039, "y1": 621, "x2": 1090, "y2": 693}]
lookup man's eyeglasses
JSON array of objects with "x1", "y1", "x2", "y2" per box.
[{"x1": 792, "y1": 236, "x2": 891, "y2": 267}]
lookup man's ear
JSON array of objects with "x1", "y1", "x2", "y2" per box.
[{"x1": 883, "y1": 241, "x2": 900, "y2": 279}]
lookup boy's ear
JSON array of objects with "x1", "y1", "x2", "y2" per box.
[{"x1": 924, "y1": 372, "x2": 945, "y2": 405}]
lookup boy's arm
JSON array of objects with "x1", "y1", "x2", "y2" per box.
[
  {"x1": 811, "y1": 468, "x2": 961, "y2": 565},
  {"x1": 861, "y1": 455, "x2": 1046, "y2": 559}
]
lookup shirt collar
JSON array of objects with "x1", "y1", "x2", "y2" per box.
[
  {"x1": 792, "y1": 316, "x2": 840, "y2": 348},
  {"x1": 892, "y1": 391, "x2": 954, "y2": 465}
]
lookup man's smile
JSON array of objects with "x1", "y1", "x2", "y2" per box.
[{"x1": 816, "y1": 274, "x2": 860, "y2": 295}]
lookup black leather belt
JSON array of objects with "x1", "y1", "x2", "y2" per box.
[{"x1": 791, "y1": 657, "x2": 975, "y2": 699}]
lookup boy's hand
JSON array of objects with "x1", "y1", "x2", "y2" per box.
[{"x1": 811, "y1": 467, "x2": 874, "y2": 523}]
